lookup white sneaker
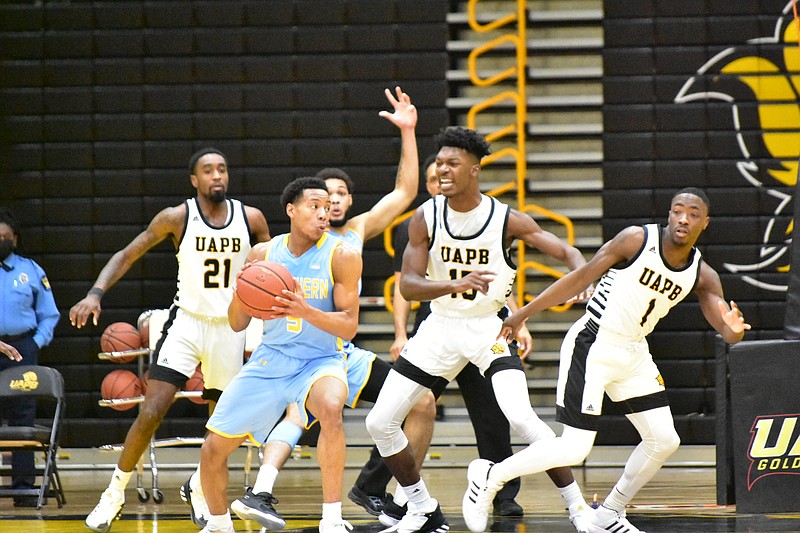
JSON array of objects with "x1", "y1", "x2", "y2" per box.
[
  {"x1": 568, "y1": 503, "x2": 593, "y2": 533},
  {"x1": 199, "y1": 525, "x2": 235, "y2": 533},
  {"x1": 85, "y1": 488, "x2": 124, "y2": 533},
  {"x1": 319, "y1": 518, "x2": 353, "y2": 533},
  {"x1": 380, "y1": 500, "x2": 449, "y2": 533},
  {"x1": 180, "y1": 477, "x2": 210, "y2": 528},
  {"x1": 462, "y1": 459, "x2": 500, "y2": 533},
  {"x1": 588, "y1": 506, "x2": 644, "y2": 533}
]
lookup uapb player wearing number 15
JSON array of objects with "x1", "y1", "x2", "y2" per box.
[
  {"x1": 364, "y1": 126, "x2": 593, "y2": 533},
  {"x1": 72, "y1": 148, "x2": 271, "y2": 533}
]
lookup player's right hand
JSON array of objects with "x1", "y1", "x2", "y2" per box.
[
  {"x1": 69, "y1": 296, "x2": 102, "y2": 329},
  {"x1": 390, "y1": 334, "x2": 407, "y2": 362},
  {"x1": 456, "y1": 269, "x2": 496, "y2": 295}
]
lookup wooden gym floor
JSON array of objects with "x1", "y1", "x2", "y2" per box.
[{"x1": 2, "y1": 446, "x2": 800, "y2": 533}]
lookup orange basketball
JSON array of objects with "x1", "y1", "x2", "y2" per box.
[
  {"x1": 234, "y1": 260, "x2": 295, "y2": 320},
  {"x1": 101, "y1": 322, "x2": 142, "y2": 363},
  {"x1": 183, "y1": 367, "x2": 208, "y2": 405},
  {"x1": 101, "y1": 369, "x2": 142, "y2": 411}
]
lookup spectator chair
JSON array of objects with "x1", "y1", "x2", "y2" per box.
[{"x1": 0, "y1": 365, "x2": 66, "y2": 508}]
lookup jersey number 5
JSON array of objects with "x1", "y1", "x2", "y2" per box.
[{"x1": 204, "y1": 258, "x2": 232, "y2": 288}]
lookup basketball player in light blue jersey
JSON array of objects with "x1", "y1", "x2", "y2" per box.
[
  {"x1": 223, "y1": 87, "x2": 438, "y2": 532},
  {"x1": 199, "y1": 177, "x2": 362, "y2": 533}
]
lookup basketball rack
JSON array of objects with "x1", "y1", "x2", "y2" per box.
[{"x1": 96, "y1": 310, "x2": 263, "y2": 503}]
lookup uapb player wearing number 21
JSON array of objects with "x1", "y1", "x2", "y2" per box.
[{"x1": 72, "y1": 148, "x2": 270, "y2": 533}]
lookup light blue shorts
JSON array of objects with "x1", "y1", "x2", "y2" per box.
[
  {"x1": 206, "y1": 343, "x2": 347, "y2": 444},
  {"x1": 343, "y1": 341, "x2": 377, "y2": 408}
]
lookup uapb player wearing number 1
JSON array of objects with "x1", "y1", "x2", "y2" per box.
[
  {"x1": 477, "y1": 188, "x2": 751, "y2": 533},
  {"x1": 76, "y1": 148, "x2": 271, "y2": 533}
]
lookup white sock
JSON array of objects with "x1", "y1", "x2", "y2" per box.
[
  {"x1": 109, "y1": 467, "x2": 132, "y2": 493},
  {"x1": 190, "y1": 466, "x2": 203, "y2": 495},
  {"x1": 208, "y1": 511, "x2": 233, "y2": 530},
  {"x1": 253, "y1": 464, "x2": 279, "y2": 495},
  {"x1": 403, "y1": 479, "x2": 435, "y2": 513},
  {"x1": 392, "y1": 482, "x2": 408, "y2": 506},
  {"x1": 558, "y1": 481, "x2": 588, "y2": 511},
  {"x1": 322, "y1": 501, "x2": 342, "y2": 522}
]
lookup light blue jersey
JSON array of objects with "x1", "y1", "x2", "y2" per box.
[
  {"x1": 207, "y1": 232, "x2": 349, "y2": 440},
  {"x1": 262, "y1": 232, "x2": 343, "y2": 358}
]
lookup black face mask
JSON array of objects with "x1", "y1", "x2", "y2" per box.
[{"x1": 0, "y1": 240, "x2": 14, "y2": 262}]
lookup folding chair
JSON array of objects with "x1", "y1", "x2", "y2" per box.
[{"x1": 0, "y1": 365, "x2": 66, "y2": 508}]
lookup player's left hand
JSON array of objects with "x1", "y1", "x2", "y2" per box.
[
  {"x1": 271, "y1": 289, "x2": 305, "y2": 318},
  {"x1": 499, "y1": 311, "x2": 526, "y2": 345},
  {"x1": 719, "y1": 299, "x2": 751, "y2": 334},
  {"x1": 379, "y1": 86, "x2": 417, "y2": 130}
]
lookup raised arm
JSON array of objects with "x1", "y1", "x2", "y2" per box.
[
  {"x1": 695, "y1": 263, "x2": 750, "y2": 344},
  {"x1": 69, "y1": 205, "x2": 183, "y2": 329},
  {"x1": 353, "y1": 87, "x2": 419, "y2": 241}
]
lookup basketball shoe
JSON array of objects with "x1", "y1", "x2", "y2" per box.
[
  {"x1": 85, "y1": 488, "x2": 124, "y2": 533},
  {"x1": 199, "y1": 524, "x2": 235, "y2": 533},
  {"x1": 378, "y1": 494, "x2": 408, "y2": 527},
  {"x1": 180, "y1": 476, "x2": 209, "y2": 528},
  {"x1": 319, "y1": 518, "x2": 353, "y2": 533},
  {"x1": 347, "y1": 485, "x2": 388, "y2": 516},
  {"x1": 380, "y1": 500, "x2": 448, "y2": 533},
  {"x1": 231, "y1": 488, "x2": 286, "y2": 530},
  {"x1": 569, "y1": 502, "x2": 593, "y2": 533},
  {"x1": 462, "y1": 459, "x2": 501, "y2": 533},
  {"x1": 588, "y1": 505, "x2": 644, "y2": 533}
]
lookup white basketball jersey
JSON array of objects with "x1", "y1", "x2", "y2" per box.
[
  {"x1": 174, "y1": 198, "x2": 252, "y2": 317},
  {"x1": 425, "y1": 195, "x2": 516, "y2": 318},
  {"x1": 585, "y1": 223, "x2": 701, "y2": 341}
]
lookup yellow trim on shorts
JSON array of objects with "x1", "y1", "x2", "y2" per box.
[
  {"x1": 300, "y1": 371, "x2": 349, "y2": 429},
  {"x1": 205, "y1": 425, "x2": 260, "y2": 445}
]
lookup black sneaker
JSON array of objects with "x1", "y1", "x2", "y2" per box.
[
  {"x1": 230, "y1": 488, "x2": 286, "y2": 530},
  {"x1": 378, "y1": 494, "x2": 407, "y2": 527},
  {"x1": 493, "y1": 499, "x2": 523, "y2": 517},
  {"x1": 390, "y1": 502, "x2": 448, "y2": 533},
  {"x1": 347, "y1": 485, "x2": 387, "y2": 516}
]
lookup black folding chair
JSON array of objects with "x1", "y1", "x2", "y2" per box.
[{"x1": 0, "y1": 365, "x2": 66, "y2": 508}]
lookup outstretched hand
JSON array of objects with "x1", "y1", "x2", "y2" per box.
[
  {"x1": 379, "y1": 86, "x2": 417, "y2": 130},
  {"x1": 719, "y1": 300, "x2": 750, "y2": 334}
]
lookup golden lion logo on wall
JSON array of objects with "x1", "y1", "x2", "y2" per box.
[
  {"x1": 675, "y1": 1, "x2": 800, "y2": 292},
  {"x1": 10, "y1": 371, "x2": 39, "y2": 392}
]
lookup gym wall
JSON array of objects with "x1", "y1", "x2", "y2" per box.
[{"x1": 0, "y1": 0, "x2": 448, "y2": 446}]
